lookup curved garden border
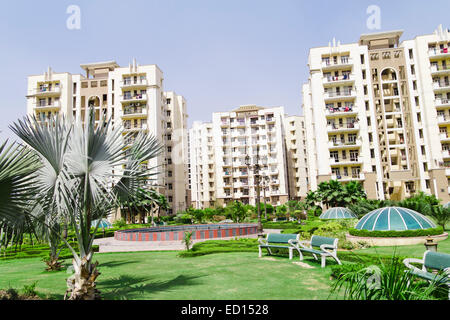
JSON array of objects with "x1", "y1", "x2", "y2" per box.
[
  {"x1": 346, "y1": 232, "x2": 448, "y2": 246},
  {"x1": 114, "y1": 223, "x2": 258, "y2": 241}
]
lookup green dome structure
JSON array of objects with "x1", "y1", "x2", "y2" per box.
[
  {"x1": 355, "y1": 207, "x2": 436, "y2": 231},
  {"x1": 320, "y1": 207, "x2": 357, "y2": 220}
]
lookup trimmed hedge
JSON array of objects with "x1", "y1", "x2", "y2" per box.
[{"x1": 348, "y1": 226, "x2": 444, "y2": 238}]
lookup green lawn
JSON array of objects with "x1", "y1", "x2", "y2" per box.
[
  {"x1": 1, "y1": 233, "x2": 448, "y2": 300},
  {"x1": 0, "y1": 251, "x2": 337, "y2": 300}
]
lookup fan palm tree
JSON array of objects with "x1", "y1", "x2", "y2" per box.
[
  {"x1": 8, "y1": 110, "x2": 162, "y2": 300},
  {"x1": 0, "y1": 141, "x2": 40, "y2": 256}
]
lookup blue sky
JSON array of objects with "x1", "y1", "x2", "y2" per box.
[{"x1": 0, "y1": 0, "x2": 449, "y2": 141}]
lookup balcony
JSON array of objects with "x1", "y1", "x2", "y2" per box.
[
  {"x1": 429, "y1": 48, "x2": 450, "y2": 59},
  {"x1": 33, "y1": 100, "x2": 61, "y2": 110},
  {"x1": 327, "y1": 122, "x2": 359, "y2": 133},
  {"x1": 433, "y1": 81, "x2": 450, "y2": 92},
  {"x1": 325, "y1": 105, "x2": 357, "y2": 117},
  {"x1": 120, "y1": 79, "x2": 148, "y2": 88},
  {"x1": 430, "y1": 65, "x2": 450, "y2": 75},
  {"x1": 321, "y1": 57, "x2": 353, "y2": 70},
  {"x1": 123, "y1": 123, "x2": 148, "y2": 132},
  {"x1": 28, "y1": 85, "x2": 62, "y2": 97},
  {"x1": 328, "y1": 140, "x2": 361, "y2": 149},
  {"x1": 435, "y1": 98, "x2": 450, "y2": 108},
  {"x1": 437, "y1": 115, "x2": 450, "y2": 125},
  {"x1": 120, "y1": 93, "x2": 148, "y2": 103},
  {"x1": 322, "y1": 74, "x2": 354, "y2": 86},
  {"x1": 442, "y1": 149, "x2": 450, "y2": 159},
  {"x1": 331, "y1": 173, "x2": 365, "y2": 181},
  {"x1": 329, "y1": 156, "x2": 362, "y2": 165},
  {"x1": 121, "y1": 107, "x2": 148, "y2": 118},
  {"x1": 324, "y1": 90, "x2": 356, "y2": 102}
]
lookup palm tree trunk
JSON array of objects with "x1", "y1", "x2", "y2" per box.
[{"x1": 65, "y1": 254, "x2": 101, "y2": 300}]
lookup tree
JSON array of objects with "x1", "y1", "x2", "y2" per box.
[
  {"x1": 226, "y1": 201, "x2": 247, "y2": 223},
  {"x1": 0, "y1": 141, "x2": 39, "y2": 257},
  {"x1": 275, "y1": 205, "x2": 288, "y2": 219},
  {"x1": 156, "y1": 194, "x2": 170, "y2": 222},
  {"x1": 428, "y1": 205, "x2": 450, "y2": 231},
  {"x1": 8, "y1": 111, "x2": 162, "y2": 300},
  {"x1": 343, "y1": 181, "x2": 367, "y2": 205}
]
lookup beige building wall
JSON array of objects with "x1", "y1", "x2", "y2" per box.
[
  {"x1": 26, "y1": 60, "x2": 190, "y2": 216},
  {"x1": 303, "y1": 26, "x2": 450, "y2": 202},
  {"x1": 284, "y1": 116, "x2": 309, "y2": 199}
]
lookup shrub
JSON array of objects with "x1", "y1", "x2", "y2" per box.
[
  {"x1": 348, "y1": 227, "x2": 444, "y2": 238},
  {"x1": 329, "y1": 255, "x2": 446, "y2": 300},
  {"x1": 113, "y1": 218, "x2": 127, "y2": 228},
  {"x1": 212, "y1": 215, "x2": 226, "y2": 222},
  {"x1": 183, "y1": 231, "x2": 193, "y2": 251},
  {"x1": 22, "y1": 282, "x2": 38, "y2": 297},
  {"x1": 330, "y1": 263, "x2": 366, "y2": 279}
]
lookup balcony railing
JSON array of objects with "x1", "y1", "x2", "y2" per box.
[
  {"x1": 328, "y1": 140, "x2": 360, "y2": 148},
  {"x1": 122, "y1": 106, "x2": 147, "y2": 116},
  {"x1": 435, "y1": 98, "x2": 450, "y2": 106},
  {"x1": 30, "y1": 86, "x2": 62, "y2": 95},
  {"x1": 323, "y1": 74, "x2": 353, "y2": 84},
  {"x1": 327, "y1": 122, "x2": 359, "y2": 131},
  {"x1": 325, "y1": 105, "x2": 356, "y2": 115},
  {"x1": 121, "y1": 79, "x2": 148, "y2": 87},
  {"x1": 324, "y1": 90, "x2": 355, "y2": 99},
  {"x1": 330, "y1": 156, "x2": 361, "y2": 164},
  {"x1": 433, "y1": 81, "x2": 450, "y2": 90},
  {"x1": 120, "y1": 93, "x2": 148, "y2": 102},
  {"x1": 33, "y1": 100, "x2": 61, "y2": 109},
  {"x1": 429, "y1": 48, "x2": 450, "y2": 57},
  {"x1": 431, "y1": 65, "x2": 450, "y2": 73},
  {"x1": 321, "y1": 57, "x2": 353, "y2": 68}
]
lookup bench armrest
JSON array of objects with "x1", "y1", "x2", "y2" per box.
[
  {"x1": 320, "y1": 244, "x2": 337, "y2": 254},
  {"x1": 258, "y1": 237, "x2": 268, "y2": 246},
  {"x1": 297, "y1": 240, "x2": 311, "y2": 249},
  {"x1": 403, "y1": 258, "x2": 424, "y2": 271},
  {"x1": 288, "y1": 239, "x2": 299, "y2": 246}
]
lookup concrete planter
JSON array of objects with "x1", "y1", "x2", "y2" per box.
[{"x1": 346, "y1": 232, "x2": 448, "y2": 247}]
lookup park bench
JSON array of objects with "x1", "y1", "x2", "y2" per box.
[
  {"x1": 403, "y1": 250, "x2": 450, "y2": 299},
  {"x1": 258, "y1": 233, "x2": 300, "y2": 260},
  {"x1": 291, "y1": 235, "x2": 341, "y2": 268}
]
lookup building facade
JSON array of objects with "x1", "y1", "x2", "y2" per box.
[
  {"x1": 26, "y1": 60, "x2": 190, "y2": 214},
  {"x1": 189, "y1": 105, "x2": 308, "y2": 208},
  {"x1": 303, "y1": 25, "x2": 450, "y2": 202}
]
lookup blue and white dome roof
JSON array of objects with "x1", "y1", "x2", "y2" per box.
[
  {"x1": 320, "y1": 207, "x2": 357, "y2": 220},
  {"x1": 355, "y1": 207, "x2": 436, "y2": 231}
]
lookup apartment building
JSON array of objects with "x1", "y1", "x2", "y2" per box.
[
  {"x1": 189, "y1": 121, "x2": 216, "y2": 209},
  {"x1": 285, "y1": 116, "x2": 309, "y2": 199},
  {"x1": 26, "y1": 59, "x2": 190, "y2": 214},
  {"x1": 189, "y1": 105, "x2": 308, "y2": 208},
  {"x1": 303, "y1": 25, "x2": 450, "y2": 202}
]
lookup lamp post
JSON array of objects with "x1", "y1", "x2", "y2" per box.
[
  {"x1": 245, "y1": 145, "x2": 267, "y2": 235},
  {"x1": 262, "y1": 175, "x2": 270, "y2": 220}
]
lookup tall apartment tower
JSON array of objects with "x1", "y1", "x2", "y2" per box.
[
  {"x1": 26, "y1": 60, "x2": 190, "y2": 214},
  {"x1": 189, "y1": 105, "x2": 308, "y2": 208},
  {"x1": 285, "y1": 115, "x2": 309, "y2": 199},
  {"x1": 303, "y1": 25, "x2": 450, "y2": 202},
  {"x1": 189, "y1": 121, "x2": 216, "y2": 209}
]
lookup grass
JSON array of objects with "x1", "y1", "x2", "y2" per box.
[{"x1": 0, "y1": 251, "x2": 337, "y2": 300}]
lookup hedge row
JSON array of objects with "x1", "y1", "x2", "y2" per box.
[{"x1": 348, "y1": 227, "x2": 444, "y2": 238}]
